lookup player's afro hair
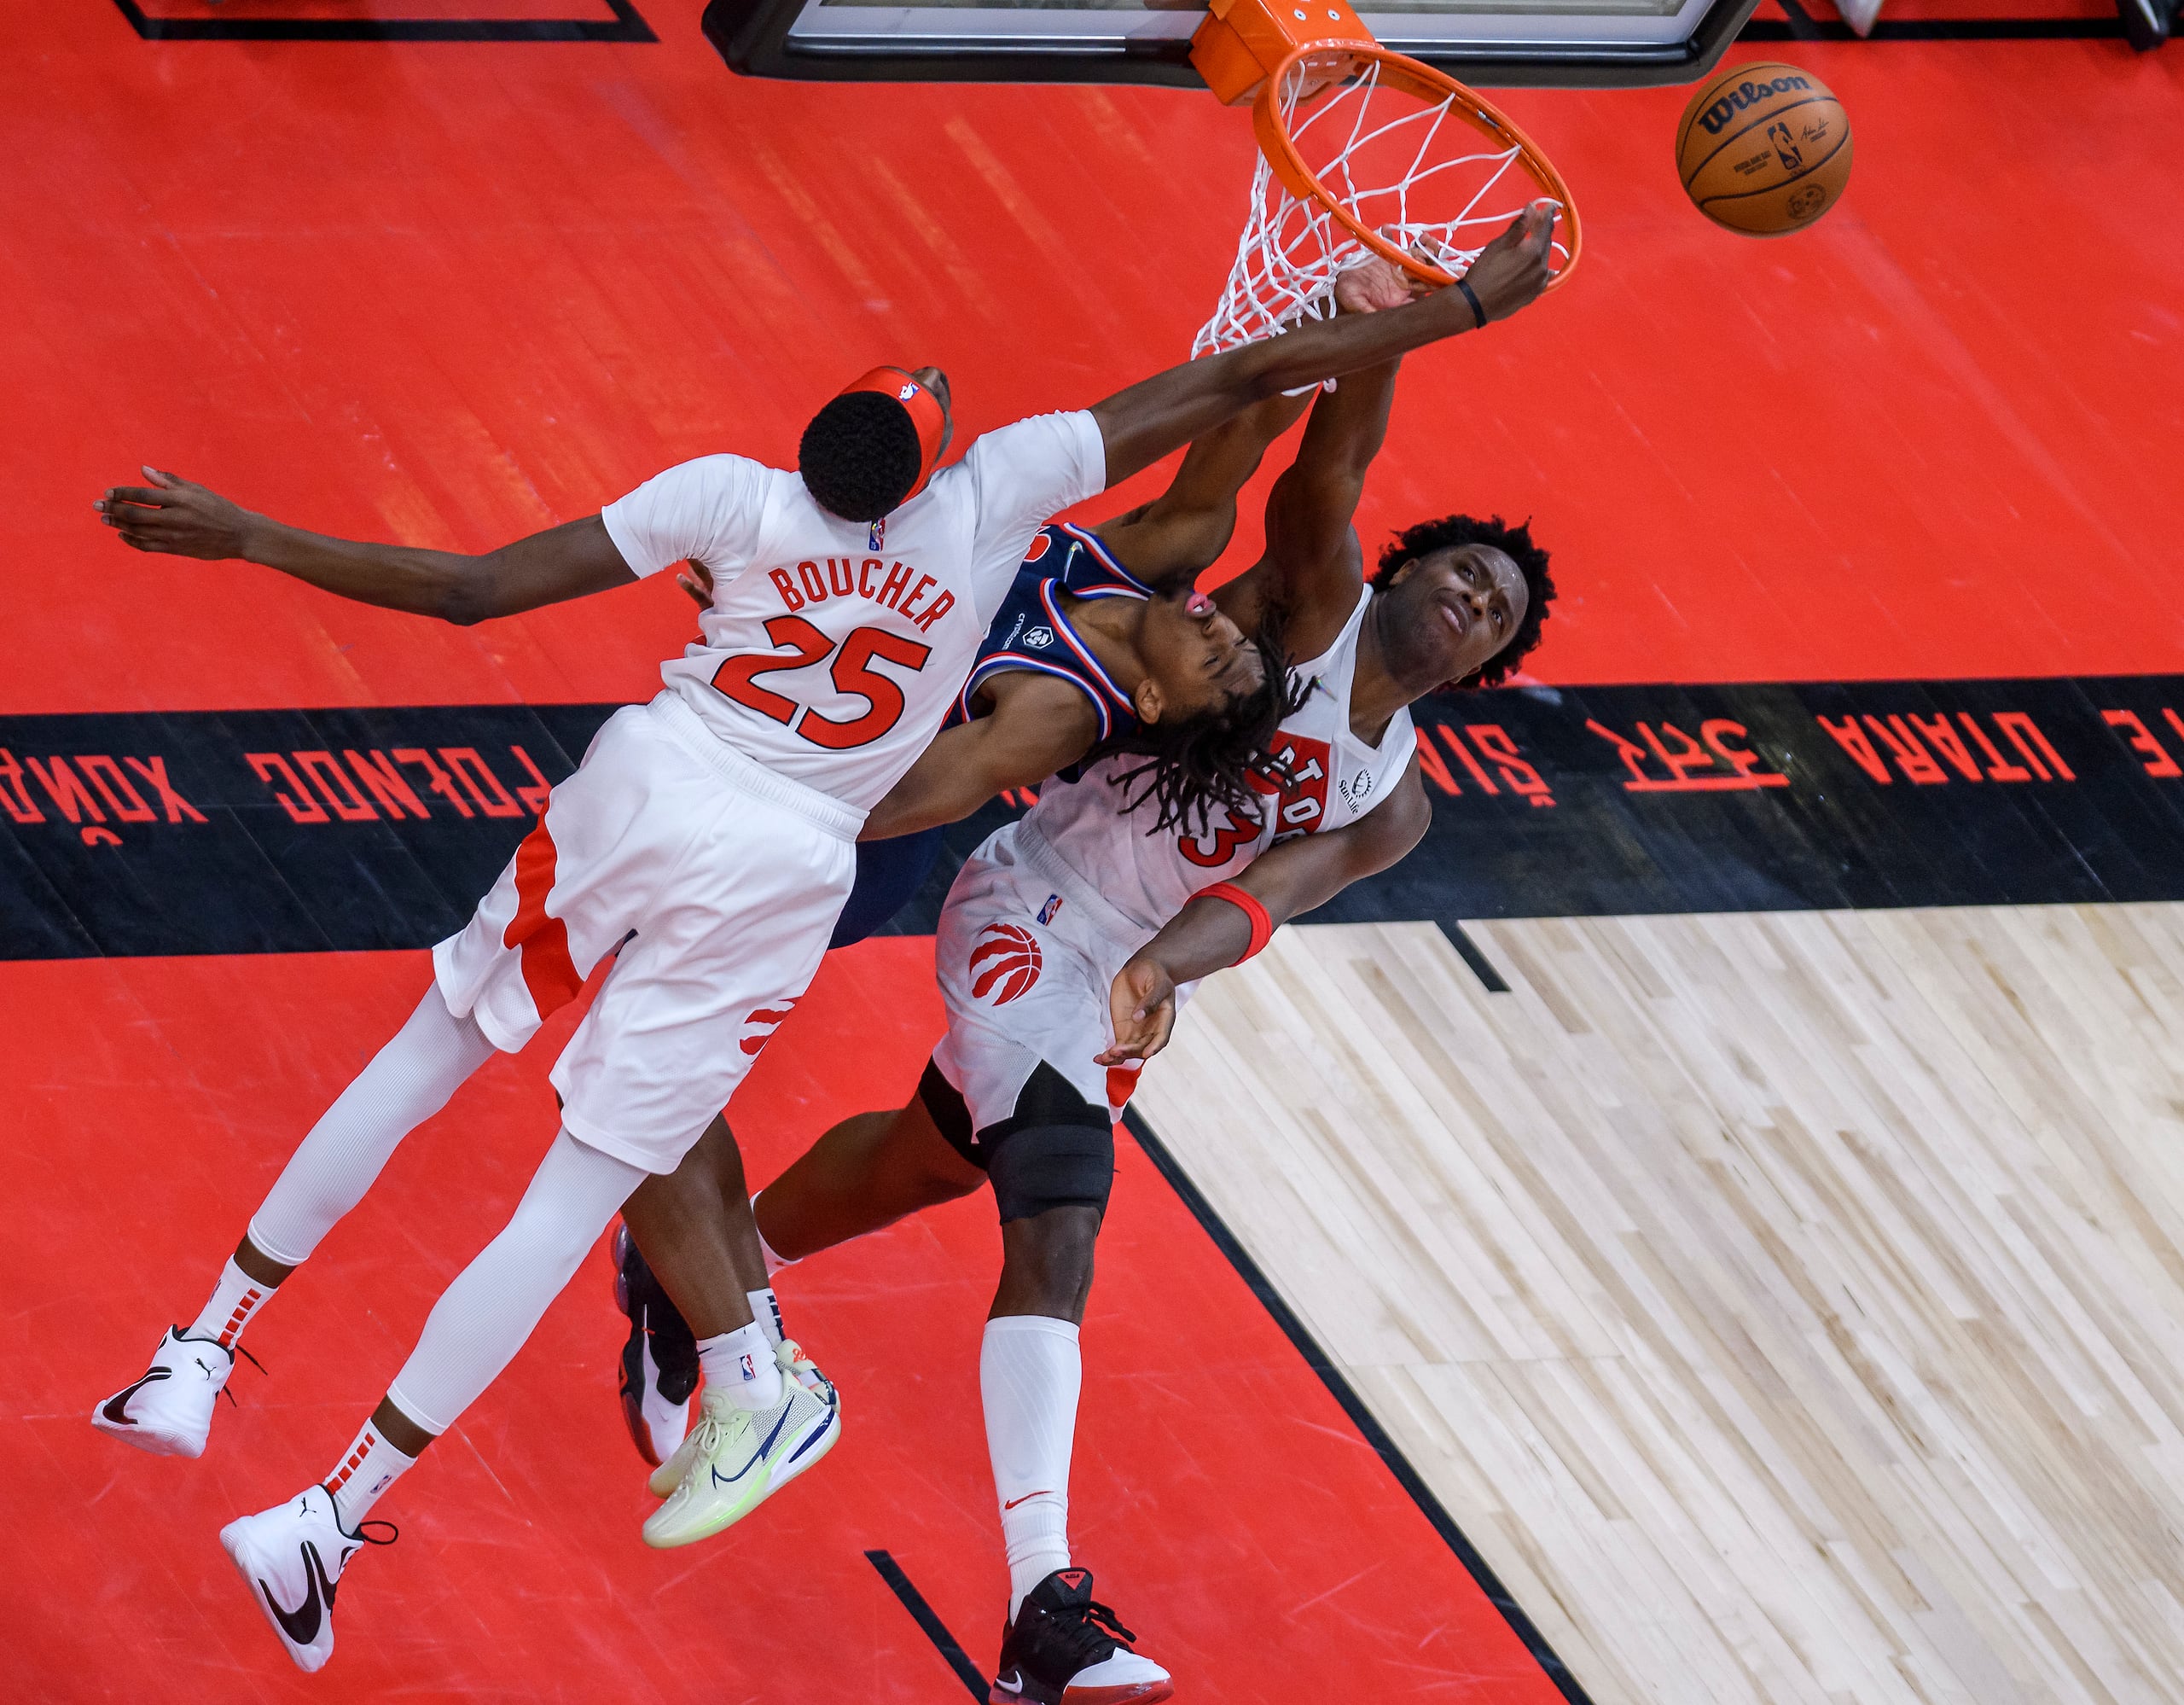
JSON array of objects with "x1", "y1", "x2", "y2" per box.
[
  {"x1": 799, "y1": 392, "x2": 924, "y2": 523},
  {"x1": 1104, "y1": 614, "x2": 1311, "y2": 835},
  {"x1": 1373, "y1": 514, "x2": 1555, "y2": 691}
]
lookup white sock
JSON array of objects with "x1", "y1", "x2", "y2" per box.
[
  {"x1": 982, "y1": 1316, "x2": 1080, "y2": 1618},
  {"x1": 384, "y1": 1129, "x2": 646, "y2": 1434},
  {"x1": 187, "y1": 1257, "x2": 271, "y2": 1349},
  {"x1": 248, "y1": 983, "x2": 496, "y2": 1266},
  {"x1": 323, "y1": 1421, "x2": 418, "y2": 1530},
  {"x1": 698, "y1": 1321, "x2": 783, "y2": 1411},
  {"x1": 752, "y1": 1192, "x2": 798, "y2": 1275},
  {"x1": 746, "y1": 1288, "x2": 786, "y2": 1348}
]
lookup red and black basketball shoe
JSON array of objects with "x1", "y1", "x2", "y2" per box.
[
  {"x1": 990, "y1": 1568, "x2": 1172, "y2": 1705},
  {"x1": 612, "y1": 1223, "x2": 698, "y2": 1467}
]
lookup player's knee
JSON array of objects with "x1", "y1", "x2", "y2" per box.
[
  {"x1": 1000, "y1": 1206, "x2": 1101, "y2": 1314},
  {"x1": 986, "y1": 1120, "x2": 1114, "y2": 1226}
]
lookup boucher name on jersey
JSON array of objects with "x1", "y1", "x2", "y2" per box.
[{"x1": 600, "y1": 410, "x2": 1105, "y2": 813}]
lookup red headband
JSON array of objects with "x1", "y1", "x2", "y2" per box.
[{"x1": 839, "y1": 367, "x2": 947, "y2": 503}]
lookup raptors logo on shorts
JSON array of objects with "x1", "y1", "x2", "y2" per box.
[
  {"x1": 738, "y1": 1001, "x2": 796, "y2": 1056},
  {"x1": 968, "y1": 922, "x2": 1043, "y2": 1005}
]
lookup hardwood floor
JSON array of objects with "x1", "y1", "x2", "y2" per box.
[{"x1": 1134, "y1": 905, "x2": 2184, "y2": 1705}]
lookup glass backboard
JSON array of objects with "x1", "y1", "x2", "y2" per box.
[{"x1": 703, "y1": 0, "x2": 1763, "y2": 86}]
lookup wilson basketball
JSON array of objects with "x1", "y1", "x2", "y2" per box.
[{"x1": 1676, "y1": 61, "x2": 1852, "y2": 236}]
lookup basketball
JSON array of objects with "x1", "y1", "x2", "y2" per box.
[{"x1": 1676, "y1": 61, "x2": 1853, "y2": 236}]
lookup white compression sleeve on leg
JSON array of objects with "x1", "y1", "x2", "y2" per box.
[
  {"x1": 385, "y1": 1128, "x2": 646, "y2": 1435},
  {"x1": 981, "y1": 1315, "x2": 1081, "y2": 1619},
  {"x1": 247, "y1": 983, "x2": 497, "y2": 1266}
]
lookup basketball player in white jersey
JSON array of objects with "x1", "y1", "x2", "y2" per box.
[
  {"x1": 725, "y1": 294, "x2": 1556, "y2": 1703},
  {"x1": 86, "y1": 203, "x2": 1556, "y2": 1674}
]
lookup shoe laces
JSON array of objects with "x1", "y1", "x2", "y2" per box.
[
  {"x1": 1036, "y1": 1595, "x2": 1139, "y2": 1667},
  {"x1": 684, "y1": 1395, "x2": 752, "y2": 1467},
  {"x1": 218, "y1": 1342, "x2": 267, "y2": 1411}
]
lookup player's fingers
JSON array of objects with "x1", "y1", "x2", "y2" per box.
[{"x1": 101, "y1": 487, "x2": 171, "y2": 510}]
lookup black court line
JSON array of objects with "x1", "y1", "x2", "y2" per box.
[
  {"x1": 864, "y1": 1550, "x2": 988, "y2": 1702},
  {"x1": 1440, "y1": 921, "x2": 1512, "y2": 992},
  {"x1": 113, "y1": 0, "x2": 655, "y2": 42},
  {"x1": 1741, "y1": 0, "x2": 2126, "y2": 39},
  {"x1": 1123, "y1": 1107, "x2": 1598, "y2": 1705}
]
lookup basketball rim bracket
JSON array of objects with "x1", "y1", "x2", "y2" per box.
[{"x1": 702, "y1": 0, "x2": 1763, "y2": 90}]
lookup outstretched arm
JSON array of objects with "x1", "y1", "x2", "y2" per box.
[
  {"x1": 1094, "y1": 391, "x2": 1311, "y2": 591},
  {"x1": 96, "y1": 468, "x2": 636, "y2": 625},
  {"x1": 1088, "y1": 204, "x2": 1554, "y2": 491},
  {"x1": 858, "y1": 671, "x2": 1101, "y2": 841},
  {"x1": 1221, "y1": 259, "x2": 1416, "y2": 647},
  {"x1": 1099, "y1": 758, "x2": 1431, "y2": 1065}
]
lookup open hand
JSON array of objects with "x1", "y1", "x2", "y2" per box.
[
  {"x1": 1098, "y1": 954, "x2": 1179, "y2": 1068},
  {"x1": 1455, "y1": 200, "x2": 1560, "y2": 324},
  {"x1": 95, "y1": 468, "x2": 258, "y2": 560}
]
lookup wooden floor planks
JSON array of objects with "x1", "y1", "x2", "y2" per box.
[{"x1": 1136, "y1": 905, "x2": 2184, "y2": 1705}]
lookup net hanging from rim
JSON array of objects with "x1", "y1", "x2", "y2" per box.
[{"x1": 1194, "y1": 47, "x2": 1579, "y2": 357}]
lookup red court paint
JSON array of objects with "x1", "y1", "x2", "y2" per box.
[
  {"x1": 3, "y1": 9, "x2": 2181, "y2": 716},
  {"x1": 6, "y1": 940, "x2": 1562, "y2": 1701}
]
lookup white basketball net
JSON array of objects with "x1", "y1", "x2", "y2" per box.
[{"x1": 1194, "y1": 55, "x2": 1558, "y2": 357}]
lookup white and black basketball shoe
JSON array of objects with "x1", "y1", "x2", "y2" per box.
[
  {"x1": 613, "y1": 1223, "x2": 698, "y2": 1467},
  {"x1": 990, "y1": 1569, "x2": 1172, "y2": 1705},
  {"x1": 219, "y1": 1486, "x2": 393, "y2": 1673},
  {"x1": 91, "y1": 1326, "x2": 241, "y2": 1458}
]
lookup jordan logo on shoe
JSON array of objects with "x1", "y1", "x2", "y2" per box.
[
  {"x1": 260, "y1": 1542, "x2": 338, "y2": 1646},
  {"x1": 101, "y1": 1367, "x2": 170, "y2": 1424}
]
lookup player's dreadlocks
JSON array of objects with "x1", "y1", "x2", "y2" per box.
[
  {"x1": 799, "y1": 392, "x2": 924, "y2": 522},
  {"x1": 1103, "y1": 610, "x2": 1311, "y2": 834},
  {"x1": 1374, "y1": 513, "x2": 1554, "y2": 690}
]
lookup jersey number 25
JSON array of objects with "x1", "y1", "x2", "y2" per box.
[{"x1": 712, "y1": 617, "x2": 932, "y2": 750}]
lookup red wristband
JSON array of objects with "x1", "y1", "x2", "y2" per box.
[{"x1": 1196, "y1": 881, "x2": 1273, "y2": 963}]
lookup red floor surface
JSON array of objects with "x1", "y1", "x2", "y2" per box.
[
  {"x1": 9, "y1": 2, "x2": 2184, "y2": 1699},
  {"x1": 3, "y1": 8, "x2": 2181, "y2": 713},
  {"x1": 8, "y1": 940, "x2": 1560, "y2": 1702}
]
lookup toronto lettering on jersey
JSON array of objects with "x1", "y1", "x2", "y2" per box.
[{"x1": 7, "y1": 675, "x2": 2184, "y2": 960}]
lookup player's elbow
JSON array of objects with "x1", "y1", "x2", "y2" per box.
[{"x1": 434, "y1": 561, "x2": 502, "y2": 626}]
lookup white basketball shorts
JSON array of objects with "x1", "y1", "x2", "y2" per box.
[
  {"x1": 433, "y1": 692, "x2": 860, "y2": 1173},
  {"x1": 932, "y1": 820, "x2": 1195, "y2": 1134}
]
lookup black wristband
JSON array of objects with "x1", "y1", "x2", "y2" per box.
[{"x1": 1456, "y1": 277, "x2": 1487, "y2": 330}]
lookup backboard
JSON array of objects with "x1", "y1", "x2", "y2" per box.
[{"x1": 702, "y1": 0, "x2": 1763, "y2": 88}]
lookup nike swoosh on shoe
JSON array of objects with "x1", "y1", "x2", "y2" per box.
[{"x1": 711, "y1": 1408, "x2": 792, "y2": 1487}]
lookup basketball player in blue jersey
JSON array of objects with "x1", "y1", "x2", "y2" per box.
[
  {"x1": 607, "y1": 225, "x2": 1561, "y2": 1701},
  {"x1": 88, "y1": 203, "x2": 1558, "y2": 1675}
]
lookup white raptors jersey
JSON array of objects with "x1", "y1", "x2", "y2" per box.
[
  {"x1": 1019, "y1": 583, "x2": 1415, "y2": 933},
  {"x1": 602, "y1": 410, "x2": 1105, "y2": 813}
]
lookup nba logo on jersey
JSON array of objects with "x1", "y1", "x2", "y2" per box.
[
  {"x1": 1038, "y1": 893, "x2": 1063, "y2": 925},
  {"x1": 868, "y1": 516, "x2": 886, "y2": 550}
]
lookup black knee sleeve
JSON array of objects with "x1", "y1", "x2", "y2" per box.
[{"x1": 983, "y1": 1063, "x2": 1114, "y2": 1224}]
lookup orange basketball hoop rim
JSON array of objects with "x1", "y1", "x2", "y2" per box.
[{"x1": 1251, "y1": 44, "x2": 1583, "y2": 293}]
